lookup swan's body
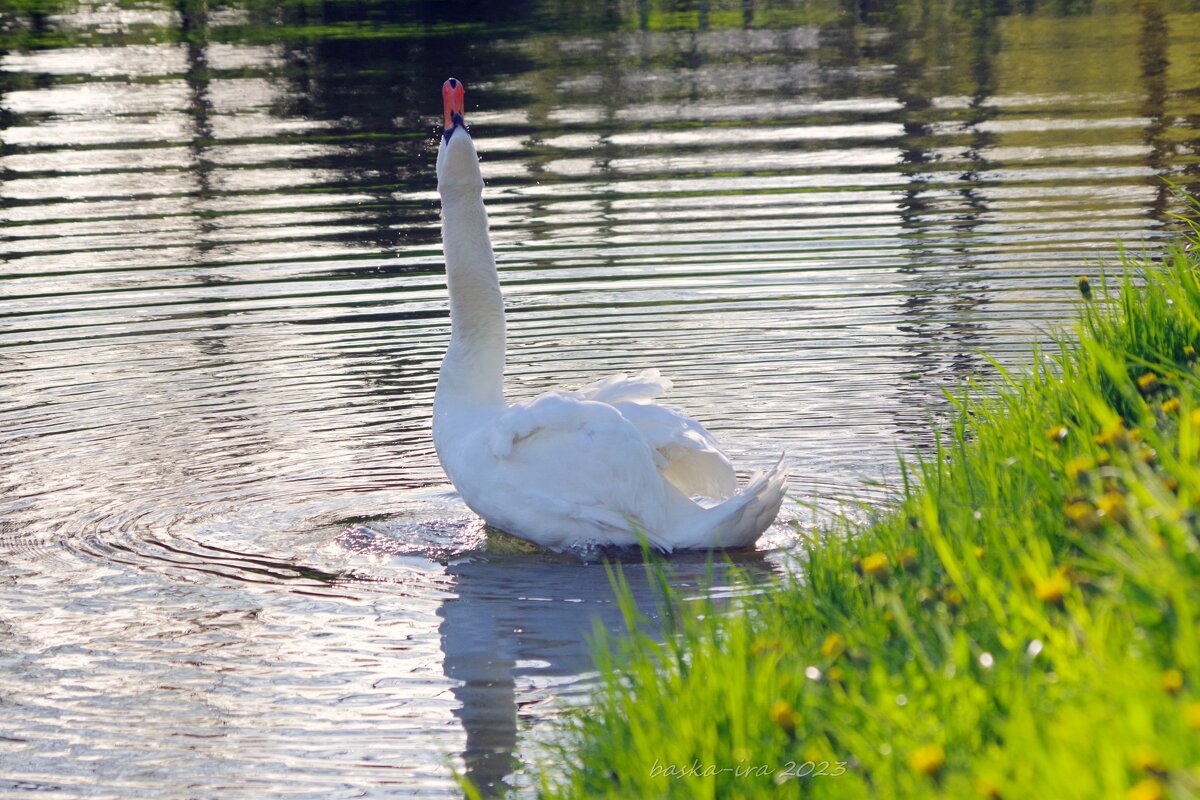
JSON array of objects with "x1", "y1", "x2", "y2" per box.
[{"x1": 432, "y1": 78, "x2": 786, "y2": 552}]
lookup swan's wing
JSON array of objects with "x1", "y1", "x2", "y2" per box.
[
  {"x1": 484, "y1": 391, "x2": 674, "y2": 550},
  {"x1": 576, "y1": 368, "x2": 672, "y2": 404},
  {"x1": 576, "y1": 369, "x2": 737, "y2": 500},
  {"x1": 610, "y1": 400, "x2": 737, "y2": 499}
]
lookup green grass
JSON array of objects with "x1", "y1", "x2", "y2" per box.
[{"x1": 537, "y1": 217, "x2": 1200, "y2": 799}]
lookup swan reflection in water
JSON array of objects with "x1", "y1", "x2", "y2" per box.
[
  {"x1": 338, "y1": 504, "x2": 782, "y2": 796},
  {"x1": 437, "y1": 534, "x2": 780, "y2": 795}
]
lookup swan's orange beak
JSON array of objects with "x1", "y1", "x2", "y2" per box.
[{"x1": 443, "y1": 78, "x2": 465, "y2": 141}]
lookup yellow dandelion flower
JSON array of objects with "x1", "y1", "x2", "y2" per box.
[
  {"x1": 1095, "y1": 419, "x2": 1127, "y2": 447},
  {"x1": 943, "y1": 587, "x2": 964, "y2": 608},
  {"x1": 1161, "y1": 668, "x2": 1184, "y2": 695},
  {"x1": 769, "y1": 699, "x2": 796, "y2": 736},
  {"x1": 820, "y1": 633, "x2": 846, "y2": 660},
  {"x1": 908, "y1": 743, "x2": 945, "y2": 777},
  {"x1": 977, "y1": 777, "x2": 1003, "y2": 799},
  {"x1": 973, "y1": 545, "x2": 986, "y2": 560},
  {"x1": 1034, "y1": 570, "x2": 1070, "y2": 605},
  {"x1": 861, "y1": 552, "x2": 890, "y2": 580},
  {"x1": 1064, "y1": 500, "x2": 1098, "y2": 531},
  {"x1": 1161, "y1": 397, "x2": 1181, "y2": 414},
  {"x1": 1097, "y1": 491, "x2": 1128, "y2": 523},
  {"x1": 1046, "y1": 424, "x2": 1068, "y2": 443},
  {"x1": 1065, "y1": 455, "x2": 1094, "y2": 481},
  {"x1": 1128, "y1": 777, "x2": 1165, "y2": 800},
  {"x1": 1137, "y1": 372, "x2": 1160, "y2": 394},
  {"x1": 898, "y1": 547, "x2": 919, "y2": 571},
  {"x1": 1129, "y1": 745, "x2": 1166, "y2": 774}
]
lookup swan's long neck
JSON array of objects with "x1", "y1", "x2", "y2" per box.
[{"x1": 434, "y1": 187, "x2": 506, "y2": 424}]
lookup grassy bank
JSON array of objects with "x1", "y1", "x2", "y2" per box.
[{"x1": 540, "y1": 226, "x2": 1200, "y2": 798}]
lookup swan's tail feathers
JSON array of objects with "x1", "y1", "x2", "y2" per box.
[{"x1": 692, "y1": 455, "x2": 788, "y2": 549}]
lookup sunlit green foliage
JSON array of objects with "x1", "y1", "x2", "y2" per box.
[{"x1": 540, "y1": 205, "x2": 1200, "y2": 798}]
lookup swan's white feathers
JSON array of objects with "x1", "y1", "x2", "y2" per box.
[
  {"x1": 489, "y1": 392, "x2": 623, "y2": 459},
  {"x1": 576, "y1": 368, "x2": 672, "y2": 404},
  {"x1": 493, "y1": 489, "x2": 672, "y2": 552},
  {"x1": 572, "y1": 369, "x2": 737, "y2": 499},
  {"x1": 478, "y1": 393, "x2": 675, "y2": 549},
  {"x1": 608, "y1": 400, "x2": 737, "y2": 499}
]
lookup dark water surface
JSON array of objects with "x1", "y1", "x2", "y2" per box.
[{"x1": 3, "y1": 0, "x2": 1200, "y2": 796}]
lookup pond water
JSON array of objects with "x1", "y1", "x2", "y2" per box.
[{"x1": 2, "y1": 0, "x2": 1200, "y2": 796}]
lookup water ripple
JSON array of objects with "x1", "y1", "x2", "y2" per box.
[{"x1": 2, "y1": 1, "x2": 1200, "y2": 797}]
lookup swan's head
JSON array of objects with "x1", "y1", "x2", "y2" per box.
[{"x1": 436, "y1": 78, "x2": 483, "y2": 196}]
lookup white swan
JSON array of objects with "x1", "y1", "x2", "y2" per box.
[{"x1": 432, "y1": 78, "x2": 787, "y2": 552}]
